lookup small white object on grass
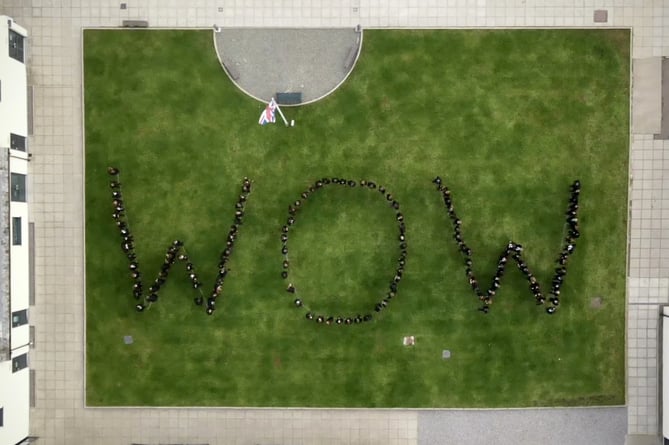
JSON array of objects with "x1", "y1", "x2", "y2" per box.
[
  {"x1": 290, "y1": 120, "x2": 295, "y2": 127},
  {"x1": 403, "y1": 336, "x2": 415, "y2": 346}
]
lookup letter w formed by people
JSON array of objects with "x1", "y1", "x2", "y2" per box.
[
  {"x1": 108, "y1": 167, "x2": 253, "y2": 316},
  {"x1": 432, "y1": 177, "x2": 581, "y2": 315}
]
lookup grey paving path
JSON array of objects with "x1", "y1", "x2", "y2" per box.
[
  {"x1": 215, "y1": 27, "x2": 361, "y2": 104},
  {"x1": 418, "y1": 407, "x2": 627, "y2": 445}
]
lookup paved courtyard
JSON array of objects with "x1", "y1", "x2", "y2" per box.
[{"x1": 0, "y1": 0, "x2": 667, "y2": 444}]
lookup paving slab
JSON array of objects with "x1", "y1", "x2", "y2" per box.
[{"x1": 632, "y1": 57, "x2": 662, "y2": 135}]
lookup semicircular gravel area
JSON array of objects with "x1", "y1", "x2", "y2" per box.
[{"x1": 214, "y1": 27, "x2": 362, "y2": 105}]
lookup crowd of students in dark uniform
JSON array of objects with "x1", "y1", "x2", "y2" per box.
[
  {"x1": 432, "y1": 177, "x2": 581, "y2": 315},
  {"x1": 281, "y1": 177, "x2": 407, "y2": 325},
  {"x1": 197, "y1": 177, "x2": 252, "y2": 315},
  {"x1": 108, "y1": 167, "x2": 252, "y2": 315},
  {"x1": 108, "y1": 167, "x2": 580, "y2": 319}
]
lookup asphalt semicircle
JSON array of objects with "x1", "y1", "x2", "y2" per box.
[{"x1": 213, "y1": 26, "x2": 363, "y2": 106}]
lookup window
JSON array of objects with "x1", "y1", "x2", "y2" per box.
[
  {"x1": 10, "y1": 173, "x2": 26, "y2": 202},
  {"x1": 10, "y1": 133, "x2": 26, "y2": 151},
  {"x1": 12, "y1": 309, "x2": 28, "y2": 328},
  {"x1": 12, "y1": 217, "x2": 22, "y2": 245},
  {"x1": 12, "y1": 353, "x2": 28, "y2": 372},
  {"x1": 9, "y1": 29, "x2": 24, "y2": 63},
  {"x1": 0, "y1": 407, "x2": 3, "y2": 426}
]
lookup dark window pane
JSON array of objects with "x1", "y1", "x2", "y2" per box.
[
  {"x1": 0, "y1": 407, "x2": 3, "y2": 426},
  {"x1": 10, "y1": 133, "x2": 26, "y2": 151},
  {"x1": 9, "y1": 30, "x2": 25, "y2": 63},
  {"x1": 12, "y1": 217, "x2": 22, "y2": 245},
  {"x1": 11, "y1": 173, "x2": 26, "y2": 202},
  {"x1": 12, "y1": 309, "x2": 28, "y2": 328},
  {"x1": 12, "y1": 353, "x2": 28, "y2": 372}
]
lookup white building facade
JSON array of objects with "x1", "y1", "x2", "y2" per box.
[{"x1": 0, "y1": 15, "x2": 31, "y2": 445}]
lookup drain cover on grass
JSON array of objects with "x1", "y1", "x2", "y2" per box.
[
  {"x1": 591, "y1": 296, "x2": 604, "y2": 309},
  {"x1": 123, "y1": 335, "x2": 134, "y2": 345},
  {"x1": 442, "y1": 349, "x2": 451, "y2": 359}
]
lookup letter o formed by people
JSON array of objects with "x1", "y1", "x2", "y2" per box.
[{"x1": 281, "y1": 177, "x2": 407, "y2": 326}]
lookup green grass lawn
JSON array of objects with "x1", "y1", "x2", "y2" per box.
[{"x1": 84, "y1": 29, "x2": 629, "y2": 407}]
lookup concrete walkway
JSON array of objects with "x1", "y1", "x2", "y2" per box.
[
  {"x1": 215, "y1": 27, "x2": 362, "y2": 105},
  {"x1": 418, "y1": 408, "x2": 627, "y2": 445},
  {"x1": 0, "y1": 0, "x2": 667, "y2": 444}
]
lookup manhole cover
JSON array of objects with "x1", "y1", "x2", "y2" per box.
[
  {"x1": 442, "y1": 349, "x2": 451, "y2": 359},
  {"x1": 593, "y1": 9, "x2": 608, "y2": 23},
  {"x1": 123, "y1": 335, "x2": 134, "y2": 345}
]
